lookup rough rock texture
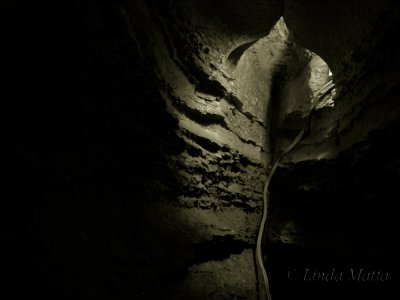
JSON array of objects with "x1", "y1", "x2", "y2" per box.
[
  {"x1": 126, "y1": 5, "x2": 295, "y2": 296},
  {"x1": 268, "y1": 2, "x2": 400, "y2": 299},
  {"x1": 282, "y1": 0, "x2": 400, "y2": 161},
  {"x1": 4, "y1": 0, "x2": 400, "y2": 299}
]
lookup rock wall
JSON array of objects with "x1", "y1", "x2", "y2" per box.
[
  {"x1": 282, "y1": 0, "x2": 400, "y2": 161},
  {"x1": 267, "y1": 1, "x2": 400, "y2": 298},
  {"x1": 122, "y1": 3, "x2": 294, "y2": 297},
  {"x1": 4, "y1": 0, "x2": 400, "y2": 299}
]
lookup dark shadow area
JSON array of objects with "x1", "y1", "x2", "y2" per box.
[
  {"x1": 267, "y1": 121, "x2": 400, "y2": 300},
  {"x1": 190, "y1": 235, "x2": 253, "y2": 265},
  {"x1": 2, "y1": 1, "x2": 194, "y2": 299}
]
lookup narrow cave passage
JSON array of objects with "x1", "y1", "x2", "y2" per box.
[
  {"x1": 183, "y1": 16, "x2": 339, "y2": 300},
  {"x1": 5, "y1": 1, "x2": 400, "y2": 300},
  {"x1": 155, "y1": 15, "x2": 339, "y2": 299}
]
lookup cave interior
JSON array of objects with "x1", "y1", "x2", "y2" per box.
[{"x1": 4, "y1": 0, "x2": 400, "y2": 299}]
